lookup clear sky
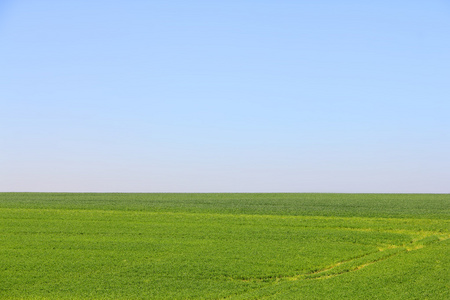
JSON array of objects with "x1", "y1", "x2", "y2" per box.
[{"x1": 1, "y1": 0, "x2": 449, "y2": 193}]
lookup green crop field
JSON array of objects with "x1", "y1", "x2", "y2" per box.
[{"x1": 0, "y1": 193, "x2": 449, "y2": 299}]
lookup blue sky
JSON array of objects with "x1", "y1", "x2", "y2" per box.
[{"x1": 1, "y1": 0, "x2": 449, "y2": 192}]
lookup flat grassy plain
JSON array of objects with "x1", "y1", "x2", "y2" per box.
[{"x1": 0, "y1": 193, "x2": 449, "y2": 299}]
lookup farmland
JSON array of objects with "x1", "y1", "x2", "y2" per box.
[{"x1": 0, "y1": 193, "x2": 449, "y2": 299}]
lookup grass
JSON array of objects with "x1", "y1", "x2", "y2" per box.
[{"x1": 0, "y1": 193, "x2": 449, "y2": 299}]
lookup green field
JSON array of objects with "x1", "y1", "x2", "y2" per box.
[{"x1": 1, "y1": 193, "x2": 449, "y2": 299}]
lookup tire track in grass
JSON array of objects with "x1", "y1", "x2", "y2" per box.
[
  {"x1": 223, "y1": 233, "x2": 449, "y2": 300},
  {"x1": 223, "y1": 247, "x2": 401, "y2": 300}
]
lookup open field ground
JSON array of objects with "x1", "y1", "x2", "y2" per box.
[{"x1": 0, "y1": 193, "x2": 449, "y2": 299}]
